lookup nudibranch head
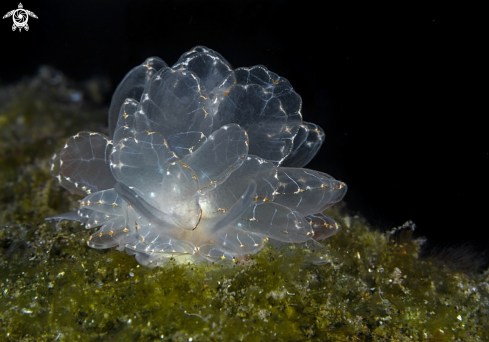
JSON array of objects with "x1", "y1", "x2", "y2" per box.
[{"x1": 48, "y1": 46, "x2": 347, "y2": 267}]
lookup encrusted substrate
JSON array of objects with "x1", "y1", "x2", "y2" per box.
[{"x1": 1, "y1": 69, "x2": 489, "y2": 342}]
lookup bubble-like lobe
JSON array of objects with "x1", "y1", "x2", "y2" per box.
[
  {"x1": 52, "y1": 132, "x2": 116, "y2": 196},
  {"x1": 282, "y1": 122, "x2": 325, "y2": 167},
  {"x1": 48, "y1": 46, "x2": 347, "y2": 267},
  {"x1": 138, "y1": 68, "x2": 213, "y2": 139},
  {"x1": 182, "y1": 124, "x2": 249, "y2": 191},
  {"x1": 108, "y1": 57, "x2": 167, "y2": 138}
]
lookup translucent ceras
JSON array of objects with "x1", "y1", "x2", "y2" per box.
[{"x1": 48, "y1": 46, "x2": 347, "y2": 266}]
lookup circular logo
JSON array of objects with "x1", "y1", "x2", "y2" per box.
[
  {"x1": 13, "y1": 9, "x2": 28, "y2": 28},
  {"x1": 2, "y1": 3, "x2": 38, "y2": 32}
]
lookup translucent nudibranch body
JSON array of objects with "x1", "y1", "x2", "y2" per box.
[{"x1": 48, "y1": 46, "x2": 347, "y2": 267}]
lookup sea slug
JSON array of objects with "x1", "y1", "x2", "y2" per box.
[{"x1": 48, "y1": 46, "x2": 347, "y2": 266}]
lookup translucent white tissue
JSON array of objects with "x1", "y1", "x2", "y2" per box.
[{"x1": 48, "y1": 46, "x2": 347, "y2": 267}]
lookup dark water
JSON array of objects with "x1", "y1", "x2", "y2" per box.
[{"x1": 2, "y1": 1, "x2": 487, "y2": 260}]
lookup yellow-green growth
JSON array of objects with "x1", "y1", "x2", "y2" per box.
[{"x1": 1, "y1": 70, "x2": 488, "y2": 341}]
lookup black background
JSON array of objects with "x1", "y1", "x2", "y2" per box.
[{"x1": 1, "y1": 1, "x2": 487, "y2": 259}]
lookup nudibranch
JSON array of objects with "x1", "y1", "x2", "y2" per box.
[{"x1": 48, "y1": 46, "x2": 347, "y2": 266}]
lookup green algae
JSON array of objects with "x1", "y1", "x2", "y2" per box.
[
  {"x1": 0, "y1": 68, "x2": 108, "y2": 224},
  {"x1": 1, "y1": 70, "x2": 489, "y2": 341}
]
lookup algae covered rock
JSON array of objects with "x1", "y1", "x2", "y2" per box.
[{"x1": 1, "y1": 69, "x2": 489, "y2": 341}]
